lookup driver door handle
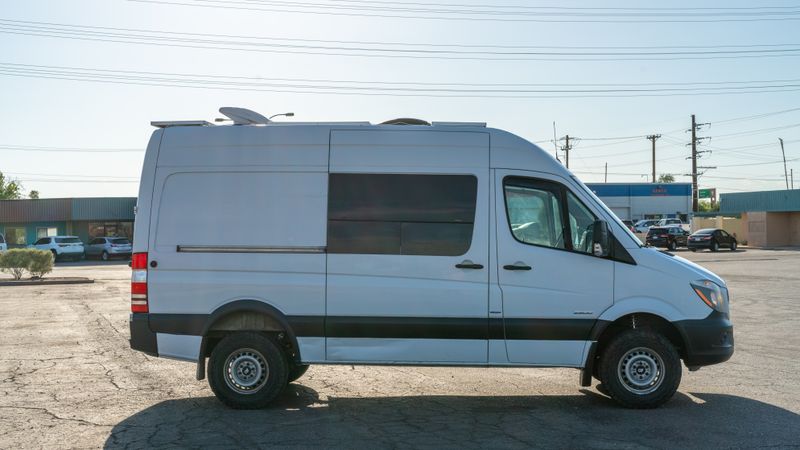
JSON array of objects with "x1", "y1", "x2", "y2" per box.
[
  {"x1": 455, "y1": 260, "x2": 484, "y2": 269},
  {"x1": 503, "y1": 263, "x2": 532, "y2": 271}
]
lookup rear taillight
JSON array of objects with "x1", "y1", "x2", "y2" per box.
[{"x1": 131, "y1": 252, "x2": 148, "y2": 313}]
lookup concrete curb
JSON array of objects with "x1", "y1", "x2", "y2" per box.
[{"x1": 0, "y1": 277, "x2": 95, "y2": 287}]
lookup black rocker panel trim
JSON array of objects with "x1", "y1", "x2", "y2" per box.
[{"x1": 147, "y1": 314, "x2": 596, "y2": 341}]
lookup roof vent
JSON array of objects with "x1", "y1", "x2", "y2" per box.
[
  {"x1": 219, "y1": 107, "x2": 271, "y2": 125},
  {"x1": 380, "y1": 118, "x2": 431, "y2": 126}
]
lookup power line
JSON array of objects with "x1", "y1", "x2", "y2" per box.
[
  {"x1": 129, "y1": 0, "x2": 800, "y2": 23},
  {"x1": 6, "y1": 19, "x2": 800, "y2": 61},
  {"x1": 6, "y1": 63, "x2": 800, "y2": 98}
]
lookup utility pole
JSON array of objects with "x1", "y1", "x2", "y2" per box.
[
  {"x1": 563, "y1": 134, "x2": 571, "y2": 168},
  {"x1": 647, "y1": 134, "x2": 661, "y2": 183},
  {"x1": 691, "y1": 115, "x2": 698, "y2": 212},
  {"x1": 604, "y1": 162, "x2": 608, "y2": 183},
  {"x1": 791, "y1": 169, "x2": 794, "y2": 189},
  {"x1": 779, "y1": 138, "x2": 789, "y2": 190},
  {"x1": 688, "y1": 115, "x2": 711, "y2": 212}
]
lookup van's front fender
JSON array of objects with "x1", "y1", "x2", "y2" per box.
[{"x1": 597, "y1": 297, "x2": 685, "y2": 324}]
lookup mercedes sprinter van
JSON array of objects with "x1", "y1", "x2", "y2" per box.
[{"x1": 130, "y1": 108, "x2": 733, "y2": 409}]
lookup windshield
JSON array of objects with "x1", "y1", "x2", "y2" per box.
[
  {"x1": 110, "y1": 238, "x2": 131, "y2": 245},
  {"x1": 55, "y1": 237, "x2": 81, "y2": 244},
  {"x1": 570, "y1": 175, "x2": 642, "y2": 246}
]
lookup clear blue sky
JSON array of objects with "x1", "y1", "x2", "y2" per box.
[{"x1": 1, "y1": 0, "x2": 799, "y2": 198}]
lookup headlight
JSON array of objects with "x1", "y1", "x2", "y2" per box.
[{"x1": 691, "y1": 280, "x2": 729, "y2": 313}]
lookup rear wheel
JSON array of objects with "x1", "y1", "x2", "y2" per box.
[
  {"x1": 208, "y1": 332, "x2": 289, "y2": 409},
  {"x1": 598, "y1": 329, "x2": 681, "y2": 409},
  {"x1": 288, "y1": 364, "x2": 310, "y2": 383},
  {"x1": 689, "y1": 248, "x2": 697, "y2": 252}
]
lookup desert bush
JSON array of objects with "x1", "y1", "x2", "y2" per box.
[
  {"x1": 0, "y1": 249, "x2": 29, "y2": 280},
  {"x1": 27, "y1": 249, "x2": 54, "y2": 279}
]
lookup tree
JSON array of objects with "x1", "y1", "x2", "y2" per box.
[
  {"x1": 29, "y1": 190, "x2": 40, "y2": 199},
  {"x1": 698, "y1": 200, "x2": 720, "y2": 212},
  {"x1": 657, "y1": 173, "x2": 675, "y2": 183},
  {"x1": 0, "y1": 171, "x2": 23, "y2": 199}
]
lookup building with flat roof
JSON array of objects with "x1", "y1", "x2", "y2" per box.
[
  {"x1": 586, "y1": 183, "x2": 692, "y2": 222},
  {"x1": 714, "y1": 189, "x2": 800, "y2": 247},
  {"x1": 0, "y1": 197, "x2": 136, "y2": 247}
]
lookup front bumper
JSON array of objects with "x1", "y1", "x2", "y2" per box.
[
  {"x1": 129, "y1": 313, "x2": 158, "y2": 356},
  {"x1": 675, "y1": 310, "x2": 734, "y2": 368}
]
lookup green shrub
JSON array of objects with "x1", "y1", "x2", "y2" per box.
[
  {"x1": 27, "y1": 249, "x2": 54, "y2": 279},
  {"x1": 0, "y1": 249, "x2": 29, "y2": 280}
]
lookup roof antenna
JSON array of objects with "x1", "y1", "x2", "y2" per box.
[{"x1": 217, "y1": 107, "x2": 271, "y2": 125}]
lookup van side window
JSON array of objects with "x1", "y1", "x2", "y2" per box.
[
  {"x1": 566, "y1": 191, "x2": 596, "y2": 254},
  {"x1": 503, "y1": 181, "x2": 565, "y2": 250},
  {"x1": 327, "y1": 174, "x2": 477, "y2": 256}
]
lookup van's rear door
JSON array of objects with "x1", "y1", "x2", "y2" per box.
[{"x1": 326, "y1": 129, "x2": 490, "y2": 364}]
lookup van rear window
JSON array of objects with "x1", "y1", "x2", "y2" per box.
[{"x1": 327, "y1": 174, "x2": 477, "y2": 256}]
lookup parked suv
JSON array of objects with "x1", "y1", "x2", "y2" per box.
[
  {"x1": 646, "y1": 226, "x2": 689, "y2": 251},
  {"x1": 655, "y1": 218, "x2": 684, "y2": 228},
  {"x1": 633, "y1": 219, "x2": 658, "y2": 233},
  {"x1": 688, "y1": 228, "x2": 738, "y2": 252},
  {"x1": 86, "y1": 237, "x2": 133, "y2": 260},
  {"x1": 0, "y1": 233, "x2": 6, "y2": 252},
  {"x1": 32, "y1": 236, "x2": 85, "y2": 261}
]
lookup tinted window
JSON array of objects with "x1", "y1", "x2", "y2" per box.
[
  {"x1": 110, "y1": 238, "x2": 130, "y2": 245},
  {"x1": 327, "y1": 174, "x2": 477, "y2": 256},
  {"x1": 647, "y1": 227, "x2": 667, "y2": 235},
  {"x1": 34, "y1": 238, "x2": 49, "y2": 245},
  {"x1": 504, "y1": 182, "x2": 565, "y2": 250},
  {"x1": 0, "y1": 234, "x2": 4, "y2": 244},
  {"x1": 55, "y1": 237, "x2": 81, "y2": 244}
]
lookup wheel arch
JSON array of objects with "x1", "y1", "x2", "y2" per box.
[{"x1": 195, "y1": 300, "x2": 302, "y2": 380}]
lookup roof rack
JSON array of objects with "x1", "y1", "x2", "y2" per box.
[
  {"x1": 431, "y1": 121, "x2": 486, "y2": 127},
  {"x1": 151, "y1": 120, "x2": 214, "y2": 128}
]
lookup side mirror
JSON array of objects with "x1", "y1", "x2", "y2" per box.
[{"x1": 592, "y1": 220, "x2": 610, "y2": 257}]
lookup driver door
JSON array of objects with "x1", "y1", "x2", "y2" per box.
[{"x1": 494, "y1": 170, "x2": 614, "y2": 366}]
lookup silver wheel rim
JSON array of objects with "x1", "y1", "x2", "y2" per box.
[
  {"x1": 102, "y1": 252, "x2": 108, "y2": 260},
  {"x1": 618, "y1": 347, "x2": 665, "y2": 395},
  {"x1": 223, "y1": 348, "x2": 269, "y2": 394}
]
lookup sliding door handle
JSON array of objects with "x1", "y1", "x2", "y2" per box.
[
  {"x1": 503, "y1": 262, "x2": 532, "y2": 271},
  {"x1": 455, "y1": 260, "x2": 484, "y2": 269}
]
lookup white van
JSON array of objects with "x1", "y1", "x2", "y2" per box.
[{"x1": 130, "y1": 108, "x2": 733, "y2": 409}]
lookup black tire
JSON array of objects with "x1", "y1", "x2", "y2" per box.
[
  {"x1": 730, "y1": 241, "x2": 737, "y2": 251},
  {"x1": 689, "y1": 248, "x2": 697, "y2": 252},
  {"x1": 667, "y1": 240, "x2": 677, "y2": 251},
  {"x1": 710, "y1": 240, "x2": 719, "y2": 252},
  {"x1": 50, "y1": 250, "x2": 58, "y2": 262},
  {"x1": 287, "y1": 364, "x2": 310, "y2": 383},
  {"x1": 597, "y1": 329, "x2": 681, "y2": 409},
  {"x1": 208, "y1": 332, "x2": 289, "y2": 409},
  {"x1": 101, "y1": 251, "x2": 109, "y2": 261}
]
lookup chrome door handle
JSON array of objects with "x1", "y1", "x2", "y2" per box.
[{"x1": 503, "y1": 262, "x2": 532, "y2": 271}]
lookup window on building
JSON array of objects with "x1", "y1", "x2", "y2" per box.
[
  {"x1": 5, "y1": 227, "x2": 26, "y2": 246},
  {"x1": 327, "y1": 174, "x2": 478, "y2": 256},
  {"x1": 36, "y1": 227, "x2": 58, "y2": 239}
]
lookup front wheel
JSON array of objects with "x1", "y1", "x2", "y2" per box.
[
  {"x1": 711, "y1": 241, "x2": 719, "y2": 252},
  {"x1": 208, "y1": 332, "x2": 289, "y2": 409},
  {"x1": 598, "y1": 329, "x2": 681, "y2": 409},
  {"x1": 667, "y1": 240, "x2": 677, "y2": 251},
  {"x1": 730, "y1": 241, "x2": 737, "y2": 251},
  {"x1": 101, "y1": 251, "x2": 109, "y2": 261}
]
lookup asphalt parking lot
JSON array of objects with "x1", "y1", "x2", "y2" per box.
[{"x1": 1, "y1": 249, "x2": 799, "y2": 449}]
